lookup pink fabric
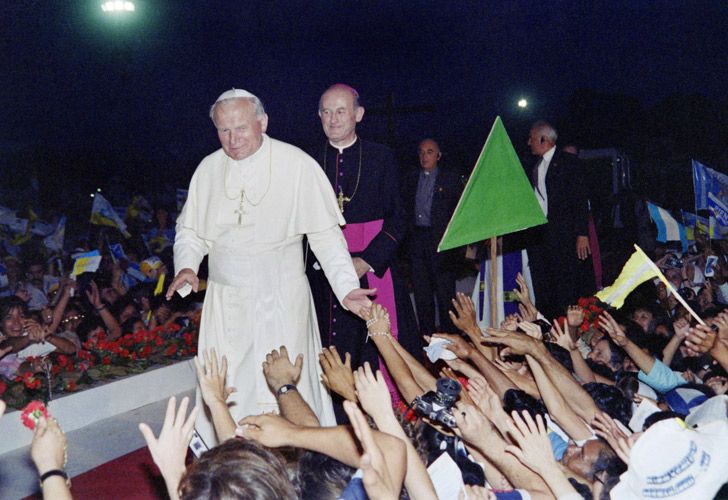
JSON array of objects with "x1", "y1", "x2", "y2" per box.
[
  {"x1": 588, "y1": 212, "x2": 603, "y2": 289},
  {"x1": 342, "y1": 220, "x2": 401, "y2": 404}
]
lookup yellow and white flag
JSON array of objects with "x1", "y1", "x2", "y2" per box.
[
  {"x1": 90, "y1": 194, "x2": 130, "y2": 238},
  {"x1": 596, "y1": 245, "x2": 660, "y2": 309}
]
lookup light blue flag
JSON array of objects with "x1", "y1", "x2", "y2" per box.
[
  {"x1": 648, "y1": 202, "x2": 687, "y2": 252},
  {"x1": 693, "y1": 159, "x2": 728, "y2": 212}
]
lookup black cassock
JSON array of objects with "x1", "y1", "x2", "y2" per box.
[{"x1": 305, "y1": 138, "x2": 418, "y2": 414}]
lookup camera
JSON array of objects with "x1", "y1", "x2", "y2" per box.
[
  {"x1": 412, "y1": 377, "x2": 461, "y2": 428},
  {"x1": 664, "y1": 256, "x2": 683, "y2": 269}
]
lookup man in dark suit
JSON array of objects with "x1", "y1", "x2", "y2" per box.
[
  {"x1": 307, "y1": 84, "x2": 416, "y2": 405},
  {"x1": 403, "y1": 138, "x2": 463, "y2": 336},
  {"x1": 526, "y1": 121, "x2": 590, "y2": 319}
]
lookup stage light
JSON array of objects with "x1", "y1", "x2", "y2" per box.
[
  {"x1": 102, "y1": 1, "x2": 135, "y2": 12},
  {"x1": 517, "y1": 99, "x2": 528, "y2": 109}
]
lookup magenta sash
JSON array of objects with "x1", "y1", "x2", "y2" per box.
[{"x1": 342, "y1": 220, "x2": 401, "y2": 403}]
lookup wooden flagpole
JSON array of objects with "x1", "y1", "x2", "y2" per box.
[{"x1": 489, "y1": 236, "x2": 498, "y2": 328}]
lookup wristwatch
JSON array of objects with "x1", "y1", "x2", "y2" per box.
[{"x1": 276, "y1": 384, "x2": 297, "y2": 397}]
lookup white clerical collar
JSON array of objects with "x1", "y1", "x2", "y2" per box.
[
  {"x1": 542, "y1": 145, "x2": 556, "y2": 165},
  {"x1": 329, "y1": 136, "x2": 358, "y2": 154}
]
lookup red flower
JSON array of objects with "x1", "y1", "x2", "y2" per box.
[
  {"x1": 21, "y1": 401, "x2": 49, "y2": 430},
  {"x1": 22, "y1": 372, "x2": 41, "y2": 390},
  {"x1": 183, "y1": 333, "x2": 193, "y2": 346},
  {"x1": 57, "y1": 355, "x2": 69, "y2": 367},
  {"x1": 154, "y1": 337, "x2": 164, "y2": 347},
  {"x1": 164, "y1": 344, "x2": 178, "y2": 356},
  {"x1": 130, "y1": 352, "x2": 137, "y2": 361},
  {"x1": 0, "y1": 379, "x2": 6, "y2": 395},
  {"x1": 65, "y1": 380, "x2": 77, "y2": 391},
  {"x1": 102, "y1": 356, "x2": 111, "y2": 365}
]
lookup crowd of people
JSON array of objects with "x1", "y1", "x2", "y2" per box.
[{"x1": 2, "y1": 84, "x2": 727, "y2": 500}]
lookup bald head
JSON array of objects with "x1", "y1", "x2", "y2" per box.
[
  {"x1": 318, "y1": 84, "x2": 365, "y2": 147},
  {"x1": 418, "y1": 138, "x2": 441, "y2": 172}
]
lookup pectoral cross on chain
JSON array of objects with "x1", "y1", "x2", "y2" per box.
[
  {"x1": 235, "y1": 189, "x2": 246, "y2": 224},
  {"x1": 337, "y1": 187, "x2": 351, "y2": 214}
]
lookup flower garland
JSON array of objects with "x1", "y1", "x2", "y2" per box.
[{"x1": 0, "y1": 312, "x2": 199, "y2": 411}]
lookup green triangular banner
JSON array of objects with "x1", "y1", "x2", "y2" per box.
[{"x1": 438, "y1": 116, "x2": 547, "y2": 251}]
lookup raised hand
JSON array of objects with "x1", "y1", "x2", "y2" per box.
[
  {"x1": 85, "y1": 280, "x2": 103, "y2": 309},
  {"x1": 597, "y1": 311, "x2": 628, "y2": 347},
  {"x1": 262, "y1": 345, "x2": 303, "y2": 393},
  {"x1": 431, "y1": 332, "x2": 473, "y2": 359},
  {"x1": 453, "y1": 402, "x2": 492, "y2": 445},
  {"x1": 672, "y1": 317, "x2": 690, "y2": 340},
  {"x1": 504, "y1": 411, "x2": 554, "y2": 475},
  {"x1": 514, "y1": 273, "x2": 532, "y2": 306},
  {"x1": 353, "y1": 362, "x2": 393, "y2": 422},
  {"x1": 518, "y1": 321, "x2": 543, "y2": 341},
  {"x1": 483, "y1": 328, "x2": 540, "y2": 356},
  {"x1": 591, "y1": 411, "x2": 629, "y2": 463},
  {"x1": 684, "y1": 324, "x2": 717, "y2": 356},
  {"x1": 449, "y1": 292, "x2": 479, "y2": 335},
  {"x1": 194, "y1": 348, "x2": 236, "y2": 407},
  {"x1": 343, "y1": 400, "x2": 404, "y2": 500},
  {"x1": 365, "y1": 303, "x2": 391, "y2": 338},
  {"x1": 138, "y1": 396, "x2": 198, "y2": 498},
  {"x1": 517, "y1": 302, "x2": 538, "y2": 323},
  {"x1": 319, "y1": 346, "x2": 356, "y2": 401},
  {"x1": 500, "y1": 314, "x2": 519, "y2": 332},
  {"x1": 550, "y1": 319, "x2": 576, "y2": 352},
  {"x1": 566, "y1": 305, "x2": 584, "y2": 329},
  {"x1": 468, "y1": 377, "x2": 509, "y2": 432}
]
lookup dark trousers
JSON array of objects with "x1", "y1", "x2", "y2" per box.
[{"x1": 410, "y1": 227, "x2": 457, "y2": 336}]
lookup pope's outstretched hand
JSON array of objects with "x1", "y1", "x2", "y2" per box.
[
  {"x1": 166, "y1": 268, "x2": 199, "y2": 300},
  {"x1": 343, "y1": 288, "x2": 376, "y2": 319}
]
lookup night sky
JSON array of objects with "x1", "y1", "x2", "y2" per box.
[{"x1": 2, "y1": 1, "x2": 726, "y2": 203}]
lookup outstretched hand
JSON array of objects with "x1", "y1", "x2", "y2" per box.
[
  {"x1": 166, "y1": 268, "x2": 199, "y2": 300},
  {"x1": 194, "y1": 348, "x2": 236, "y2": 407},
  {"x1": 139, "y1": 396, "x2": 198, "y2": 500},
  {"x1": 598, "y1": 311, "x2": 628, "y2": 347},
  {"x1": 319, "y1": 346, "x2": 357, "y2": 401},
  {"x1": 449, "y1": 292, "x2": 479, "y2": 335},
  {"x1": 343, "y1": 400, "x2": 404, "y2": 500},
  {"x1": 343, "y1": 288, "x2": 376, "y2": 319},
  {"x1": 263, "y1": 345, "x2": 303, "y2": 393}
]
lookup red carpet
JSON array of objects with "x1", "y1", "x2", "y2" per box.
[{"x1": 25, "y1": 447, "x2": 168, "y2": 500}]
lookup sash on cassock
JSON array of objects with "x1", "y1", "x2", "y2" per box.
[{"x1": 342, "y1": 219, "x2": 401, "y2": 404}]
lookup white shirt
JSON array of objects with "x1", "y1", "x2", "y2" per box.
[{"x1": 535, "y1": 145, "x2": 556, "y2": 216}]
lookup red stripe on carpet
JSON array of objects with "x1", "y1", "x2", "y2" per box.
[{"x1": 24, "y1": 447, "x2": 167, "y2": 500}]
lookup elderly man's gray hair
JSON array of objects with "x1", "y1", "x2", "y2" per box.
[
  {"x1": 209, "y1": 88, "x2": 266, "y2": 122},
  {"x1": 531, "y1": 120, "x2": 558, "y2": 143}
]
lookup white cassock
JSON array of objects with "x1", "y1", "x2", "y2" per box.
[{"x1": 174, "y1": 134, "x2": 359, "y2": 445}]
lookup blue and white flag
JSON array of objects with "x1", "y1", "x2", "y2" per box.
[
  {"x1": 648, "y1": 202, "x2": 688, "y2": 252},
  {"x1": 90, "y1": 194, "x2": 130, "y2": 237},
  {"x1": 693, "y1": 160, "x2": 728, "y2": 212},
  {"x1": 707, "y1": 192, "x2": 728, "y2": 227},
  {"x1": 43, "y1": 216, "x2": 66, "y2": 252},
  {"x1": 108, "y1": 242, "x2": 127, "y2": 262}
]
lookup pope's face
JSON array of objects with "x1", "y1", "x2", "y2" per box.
[
  {"x1": 214, "y1": 99, "x2": 268, "y2": 161},
  {"x1": 319, "y1": 88, "x2": 364, "y2": 146}
]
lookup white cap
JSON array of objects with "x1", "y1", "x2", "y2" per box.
[
  {"x1": 214, "y1": 88, "x2": 256, "y2": 103},
  {"x1": 611, "y1": 418, "x2": 728, "y2": 499}
]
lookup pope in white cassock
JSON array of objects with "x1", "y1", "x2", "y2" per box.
[{"x1": 167, "y1": 89, "x2": 373, "y2": 445}]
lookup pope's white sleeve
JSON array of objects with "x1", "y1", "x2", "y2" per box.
[
  {"x1": 173, "y1": 226, "x2": 210, "y2": 275},
  {"x1": 307, "y1": 225, "x2": 359, "y2": 307}
]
